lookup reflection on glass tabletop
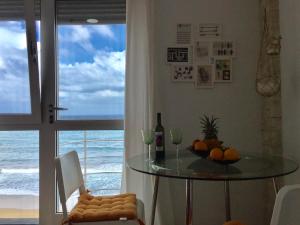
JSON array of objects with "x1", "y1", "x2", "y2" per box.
[{"x1": 126, "y1": 151, "x2": 298, "y2": 181}]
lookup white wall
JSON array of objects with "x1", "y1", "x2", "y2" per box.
[
  {"x1": 280, "y1": 0, "x2": 300, "y2": 183},
  {"x1": 152, "y1": 0, "x2": 270, "y2": 224}
]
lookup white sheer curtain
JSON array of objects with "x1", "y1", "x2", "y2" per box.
[{"x1": 122, "y1": 0, "x2": 156, "y2": 224}]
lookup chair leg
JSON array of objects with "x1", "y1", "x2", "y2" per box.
[{"x1": 137, "y1": 198, "x2": 145, "y2": 223}]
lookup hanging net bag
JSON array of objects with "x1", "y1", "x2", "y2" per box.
[{"x1": 256, "y1": 0, "x2": 281, "y2": 97}]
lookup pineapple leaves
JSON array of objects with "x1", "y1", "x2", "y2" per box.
[{"x1": 200, "y1": 115, "x2": 219, "y2": 139}]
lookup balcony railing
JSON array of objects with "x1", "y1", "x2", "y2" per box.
[
  {"x1": 58, "y1": 130, "x2": 124, "y2": 195},
  {"x1": 0, "y1": 130, "x2": 124, "y2": 221}
]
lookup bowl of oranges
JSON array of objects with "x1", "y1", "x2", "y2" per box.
[
  {"x1": 208, "y1": 147, "x2": 240, "y2": 164},
  {"x1": 189, "y1": 141, "x2": 240, "y2": 164},
  {"x1": 189, "y1": 138, "x2": 223, "y2": 158},
  {"x1": 188, "y1": 115, "x2": 241, "y2": 164}
]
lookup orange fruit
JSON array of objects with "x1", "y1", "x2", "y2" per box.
[
  {"x1": 194, "y1": 141, "x2": 208, "y2": 151},
  {"x1": 223, "y1": 220, "x2": 246, "y2": 225},
  {"x1": 224, "y1": 148, "x2": 240, "y2": 160},
  {"x1": 209, "y1": 148, "x2": 223, "y2": 160},
  {"x1": 192, "y1": 139, "x2": 200, "y2": 149},
  {"x1": 204, "y1": 138, "x2": 222, "y2": 149}
]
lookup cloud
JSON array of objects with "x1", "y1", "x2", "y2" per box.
[
  {"x1": 0, "y1": 57, "x2": 5, "y2": 69},
  {"x1": 58, "y1": 49, "x2": 125, "y2": 116},
  {"x1": 0, "y1": 22, "x2": 31, "y2": 113},
  {"x1": 70, "y1": 26, "x2": 91, "y2": 42},
  {"x1": 0, "y1": 74, "x2": 30, "y2": 101},
  {"x1": 59, "y1": 25, "x2": 116, "y2": 53},
  {"x1": 0, "y1": 67, "x2": 31, "y2": 113},
  {"x1": 0, "y1": 22, "x2": 27, "y2": 50},
  {"x1": 91, "y1": 25, "x2": 115, "y2": 39},
  {"x1": 70, "y1": 26, "x2": 94, "y2": 52},
  {"x1": 59, "y1": 50, "x2": 125, "y2": 96},
  {"x1": 0, "y1": 22, "x2": 125, "y2": 116}
]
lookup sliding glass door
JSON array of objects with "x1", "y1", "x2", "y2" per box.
[
  {"x1": 0, "y1": 1, "x2": 126, "y2": 223},
  {"x1": 39, "y1": 0, "x2": 126, "y2": 224}
]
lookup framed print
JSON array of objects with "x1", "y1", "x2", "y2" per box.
[
  {"x1": 197, "y1": 23, "x2": 222, "y2": 38},
  {"x1": 176, "y1": 23, "x2": 192, "y2": 44},
  {"x1": 214, "y1": 58, "x2": 232, "y2": 82},
  {"x1": 195, "y1": 64, "x2": 214, "y2": 88},
  {"x1": 194, "y1": 41, "x2": 211, "y2": 64},
  {"x1": 171, "y1": 65, "x2": 194, "y2": 82},
  {"x1": 166, "y1": 45, "x2": 193, "y2": 65},
  {"x1": 212, "y1": 40, "x2": 236, "y2": 57}
]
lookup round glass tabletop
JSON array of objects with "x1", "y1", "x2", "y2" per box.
[{"x1": 127, "y1": 150, "x2": 299, "y2": 181}]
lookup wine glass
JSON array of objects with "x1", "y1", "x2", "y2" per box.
[
  {"x1": 170, "y1": 128, "x2": 183, "y2": 160},
  {"x1": 141, "y1": 129, "x2": 154, "y2": 162}
]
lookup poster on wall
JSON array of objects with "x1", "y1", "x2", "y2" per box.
[
  {"x1": 214, "y1": 58, "x2": 232, "y2": 82},
  {"x1": 195, "y1": 64, "x2": 214, "y2": 88},
  {"x1": 176, "y1": 23, "x2": 192, "y2": 44},
  {"x1": 212, "y1": 41, "x2": 236, "y2": 57},
  {"x1": 194, "y1": 41, "x2": 211, "y2": 64},
  {"x1": 171, "y1": 65, "x2": 194, "y2": 82},
  {"x1": 197, "y1": 24, "x2": 222, "y2": 38},
  {"x1": 166, "y1": 46, "x2": 193, "y2": 64}
]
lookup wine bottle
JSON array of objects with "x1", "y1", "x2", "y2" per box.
[{"x1": 155, "y1": 112, "x2": 165, "y2": 160}]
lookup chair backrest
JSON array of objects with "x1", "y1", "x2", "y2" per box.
[
  {"x1": 270, "y1": 184, "x2": 300, "y2": 225},
  {"x1": 55, "y1": 151, "x2": 86, "y2": 219}
]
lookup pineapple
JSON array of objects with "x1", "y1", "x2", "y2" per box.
[
  {"x1": 200, "y1": 115, "x2": 222, "y2": 149},
  {"x1": 200, "y1": 115, "x2": 218, "y2": 139}
]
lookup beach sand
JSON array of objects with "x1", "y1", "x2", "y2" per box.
[
  {"x1": 0, "y1": 208, "x2": 38, "y2": 218},
  {"x1": 0, "y1": 195, "x2": 38, "y2": 218}
]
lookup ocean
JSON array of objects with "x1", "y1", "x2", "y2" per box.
[{"x1": 0, "y1": 130, "x2": 124, "y2": 197}]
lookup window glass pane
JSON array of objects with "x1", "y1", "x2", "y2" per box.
[
  {"x1": 0, "y1": 131, "x2": 39, "y2": 224},
  {"x1": 57, "y1": 130, "x2": 124, "y2": 211},
  {"x1": 0, "y1": 21, "x2": 31, "y2": 114},
  {"x1": 57, "y1": 24, "x2": 126, "y2": 120}
]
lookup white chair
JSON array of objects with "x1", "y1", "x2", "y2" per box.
[
  {"x1": 270, "y1": 184, "x2": 300, "y2": 225},
  {"x1": 55, "y1": 151, "x2": 144, "y2": 225}
]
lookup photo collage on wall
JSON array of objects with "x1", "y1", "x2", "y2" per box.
[{"x1": 167, "y1": 23, "x2": 236, "y2": 88}]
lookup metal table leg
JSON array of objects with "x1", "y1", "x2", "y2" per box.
[
  {"x1": 150, "y1": 176, "x2": 159, "y2": 225},
  {"x1": 186, "y1": 179, "x2": 193, "y2": 225},
  {"x1": 272, "y1": 177, "x2": 279, "y2": 194},
  {"x1": 224, "y1": 180, "x2": 231, "y2": 221}
]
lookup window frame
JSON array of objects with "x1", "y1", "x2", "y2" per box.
[
  {"x1": 39, "y1": 1, "x2": 126, "y2": 223},
  {"x1": 0, "y1": 0, "x2": 126, "y2": 223},
  {"x1": 0, "y1": 0, "x2": 41, "y2": 125}
]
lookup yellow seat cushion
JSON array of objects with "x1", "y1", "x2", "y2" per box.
[{"x1": 68, "y1": 192, "x2": 138, "y2": 223}]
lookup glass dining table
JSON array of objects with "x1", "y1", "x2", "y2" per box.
[{"x1": 127, "y1": 150, "x2": 298, "y2": 225}]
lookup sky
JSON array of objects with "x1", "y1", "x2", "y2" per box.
[{"x1": 0, "y1": 21, "x2": 126, "y2": 119}]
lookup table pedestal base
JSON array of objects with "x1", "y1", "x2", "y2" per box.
[
  {"x1": 224, "y1": 180, "x2": 231, "y2": 222},
  {"x1": 223, "y1": 178, "x2": 279, "y2": 222},
  {"x1": 150, "y1": 176, "x2": 159, "y2": 225},
  {"x1": 150, "y1": 177, "x2": 282, "y2": 225},
  {"x1": 186, "y1": 179, "x2": 193, "y2": 225}
]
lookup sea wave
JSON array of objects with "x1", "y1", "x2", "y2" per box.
[
  {"x1": 0, "y1": 165, "x2": 122, "y2": 174},
  {"x1": 86, "y1": 167, "x2": 122, "y2": 174},
  {"x1": 0, "y1": 188, "x2": 39, "y2": 196},
  {"x1": 1, "y1": 168, "x2": 39, "y2": 174},
  {"x1": 0, "y1": 130, "x2": 124, "y2": 197}
]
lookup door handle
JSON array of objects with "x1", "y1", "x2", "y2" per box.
[
  {"x1": 48, "y1": 104, "x2": 68, "y2": 113},
  {"x1": 48, "y1": 104, "x2": 68, "y2": 124}
]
